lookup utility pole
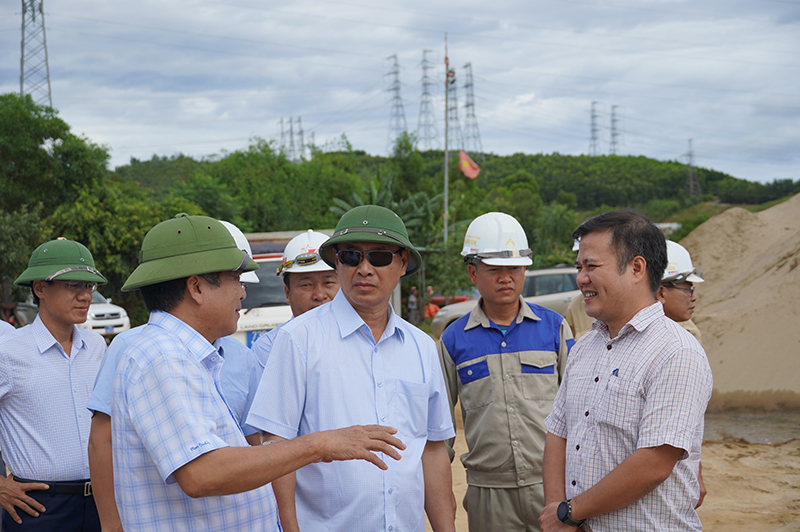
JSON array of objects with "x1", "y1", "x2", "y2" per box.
[
  {"x1": 462, "y1": 62, "x2": 483, "y2": 161},
  {"x1": 386, "y1": 54, "x2": 408, "y2": 154},
  {"x1": 20, "y1": 0, "x2": 52, "y2": 107},
  {"x1": 417, "y1": 50, "x2": 439, "y2": 151},
  {"x1": 610, "y1": 105, "x2": 619, "y2": 155},
  {"x1": 685, "y1": 139, "x2": 701, "y2": 196},
  {"x1": 446, "y1": 62, "x2": 463, "y2": 153},
  {"x1": 443, "y1": 36, "x2": 453, "y2": 244},
  {"x1": 589, "y1": 101, "x2": 599, "y2": 156}
]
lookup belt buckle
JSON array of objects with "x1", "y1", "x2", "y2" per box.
[{"x1": 83, "y1": 481, "x2": 92, "y2": 497}]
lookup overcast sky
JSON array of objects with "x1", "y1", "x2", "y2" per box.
[{"x1": 2, "y1": 0, "x2": 798, "y2": 184}]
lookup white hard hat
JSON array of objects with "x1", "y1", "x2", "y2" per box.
[
  {"x1": 219, "y1": 220, "x2": 259, "y2": 283},
  {"x1": 461, "y1": 212, "x2": 532, "y2": 266},
  {"x1": 663, "y1": 240, "x2": 704, "y2": 284},
  {"x1": 277, "y1": 230, "x2": 334, "y2": 278}
]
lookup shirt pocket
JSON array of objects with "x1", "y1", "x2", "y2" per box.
[
  {"x1": 520, "y1": 351, "x2": 558, "y2": 400},
  {"x1": 394, "y1": 379, "x2": 430, "y2": 438},
  {"x1": 456, "y1": 358, "x2": 493, "y2": 411},
  {"x1": 597, "y1": 377, "x2": 643, "y2": 432}
]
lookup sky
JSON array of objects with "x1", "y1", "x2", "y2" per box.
[{"x1": 1, "y1": 0, "x2": 798, "y2": 184}]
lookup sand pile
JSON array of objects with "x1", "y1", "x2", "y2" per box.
[{"x1": 680, "y1": 193, "x2": 800, "y2": 410}]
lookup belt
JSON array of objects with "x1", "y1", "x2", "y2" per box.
[{"x1": 14, "y1": 476, "x2": 93, "y2": 497}]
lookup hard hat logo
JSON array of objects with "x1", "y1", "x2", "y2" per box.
[
  {"x1": 461, "y1": 212, "x2": 533, "y2": 267},
  {"x1": 278, "y1": 230, "x2": 335, "y2": 278}
]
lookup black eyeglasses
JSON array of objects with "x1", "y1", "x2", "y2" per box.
[
  {"x1": 336, "y1": 249, "x2": 401, "y2": 268},
  {"x1": 666, "y1": 284, "x2": 695, "y2": 295}
]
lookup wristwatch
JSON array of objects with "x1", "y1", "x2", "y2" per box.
[{"x1": 557, "y1": 499, "x2": 586, "y2": 527}]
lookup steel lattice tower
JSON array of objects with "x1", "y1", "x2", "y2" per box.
[
  {"x1": 288, "y1": 118, "x2": 296, "y2": 161},
  {"x1": 20, "y1": 0, "x2": 52, "y2": 107},
  {"x1": 685, "y1": 139, "x2": 702, "y2": 196},
  {"x1": 446, "y1": 67, "x2": 463, "y2": 152},
  {"x1": 462, "y1": 63, "x2": 483, "y2": 160},
  {"x1": 386, "y1": 54, "x2": 408, "y2": 154},
  {"x1": 589, "y1": 101, "x2": 600, "y2": 156},
  {"x1": 417, "y1": 50, "x2": 439, "y2": 151},
  {"x1": 296, "y1": 117, "x2": 305, "y2": 160},
  {"x1": 610, "y1": 105, "x2": 620, "y2": 155}
]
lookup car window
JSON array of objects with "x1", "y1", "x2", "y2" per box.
[
  {"x1": 242, "y1": 261, "x2": 286, "y2": 308},
  {"x1": 523, "y1": 273, "x2": 578, "y2": 297},
  {"x1": 92, "y1": 292, "x2": 106, "y2": 304}
]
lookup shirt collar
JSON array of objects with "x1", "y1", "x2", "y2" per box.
[
  {"x1": 331, "y1": 290, "x2": 405, "y2": 344},
  {"x1": 148, "y1": 310, "x2": 217, "y2": 363},
  {"x1": 464, "y1": 296, "x2": 540, "y2": 331},
  {"x1": 31, "y1": 314, "x2": 87, "y2": 356},
  {"x1": 593, "y1": 301, "x2": 664, "y2": 339}
]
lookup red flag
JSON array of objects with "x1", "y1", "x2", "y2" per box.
[{"x1": 459, "y1": 150, "x2": 481, "y2": 179}]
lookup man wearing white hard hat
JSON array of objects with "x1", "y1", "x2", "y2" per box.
[
  {"x1": 657, "y1": 240, "x2": 705, "y2": 343},
  {"x1": 86, "y1": 220, "x2": 266, "y2": 531},
  {"x1": 251, "y1": 230, "x2": 339, "y2": 369},
  {"x1": 566, "y1": 240, "x2": 704, "y2": 343},
  {"x1": 438, "y1": 212, "x2": 574, "y2": 532}
]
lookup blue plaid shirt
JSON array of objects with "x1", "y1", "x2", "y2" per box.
[
  {"x1": 0, "y1": 315, "x2": 105, "y2": 481},
  {"x1": 90, "y1": 326, "x2": 263, "y2": 436},
  {"x1": 111, "y1": 311, "x2": 279, "y2": 531}
]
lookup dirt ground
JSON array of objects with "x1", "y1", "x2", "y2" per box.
[{"x1": 427, "y1": 411, "x2": 800, "y2": 531}]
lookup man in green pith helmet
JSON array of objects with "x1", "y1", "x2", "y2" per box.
[
  {"x1": 247, "y1": 205, "x2": 457, "y2": 532},
  {"x1": 111, "y1": 213, "x2": 404, "y2": 532},
  {"x1": 0, "y1": 238, "x2": 107, "y2": 531}
]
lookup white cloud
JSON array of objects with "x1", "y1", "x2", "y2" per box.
[{"x1": 0, "y1": 0, "x2": 797, "y2": 182}]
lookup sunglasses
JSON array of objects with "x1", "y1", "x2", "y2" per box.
[{"x1": 336, "y1": 249, "x2": 401, "y2": 268}]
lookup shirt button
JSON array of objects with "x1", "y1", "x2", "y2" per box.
[
  {"x1": 572, "y1": 480, "x2": 577, "y2": 486},
  {"x1": 378, "y1": 382, "x2": 383, "y2": 387},
  {"x1": 501, "y1": 341, "x2": 507, "y2": 347},
  {"x1": 594, "y1": 376, "x2": 599, "y2": 382},
  {"x1": 576, "y1": 444, "x2": 580, "y2": 451},
  {"x1": 607, "y1": 344, "x2": 612, "y2": 350},
  {"x1": 389, "y1": 527, "x2": 393, "y2": 531},
  {"x1": 518, "y1": 479, "x2": 524, "y2": 486},
  {"x1": 504, "y1": 374, "x2": 511, "y2": 380},
  {"x1": 381, "y1": 416, "x2": 386, "y2": 422},
  {"x1": 467, "y1": 370, "x2": 473, "y2": 376},
  {"x1": 508, "y1": 407, "x2": 515, "y2": 413},
  {"x1": 388, "y1": 488, "x2": 393, "y2": 494},
  {"x1": 585, "y1": 411, "x2": 589, "y2": 417},
  {"x1": 512, "y1": 440, "x2": 519, "y2": 447}
]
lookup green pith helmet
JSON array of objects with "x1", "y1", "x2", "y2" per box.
[
  {"x1": 319, "y1": 205, "x2": 421, "y2": 276},
  {"x1": 14, "y1": 238, "x2": 107, "y2": 287},
  {"x1": 122, "y1": 213, "x2": 259, "y2": 292}
]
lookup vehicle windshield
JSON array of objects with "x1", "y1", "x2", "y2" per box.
[
  {"x1": 92, "y1": 292, "x2": 107, "y2": 304},
  {"x1": 242, "y1": 261, "x2": 287, "y2": 308},
  {"x1": 522, "y1": 273, "x2": 578, "y2": 297}
]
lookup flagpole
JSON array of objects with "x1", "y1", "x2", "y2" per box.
[{"x1": 443, "y1": 35, "x2": 450, "y2": 244}]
